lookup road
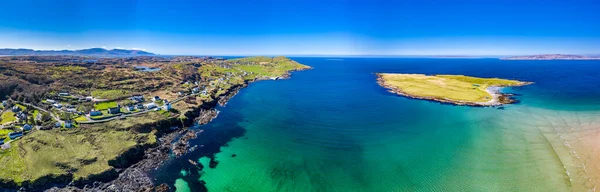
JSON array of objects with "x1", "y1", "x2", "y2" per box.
[
  {"x1": 78, "y1": 109, "x2": 154, "y2": 124},
  {"x1": 17, "y1": 101, "x2": 64, "y2": 124},
  {"x1": 79, "y1": 93, "x2": 199, "y2": 124},
  {"x1": 10, "y1": 93, "x2": 202, "y2": 125}
]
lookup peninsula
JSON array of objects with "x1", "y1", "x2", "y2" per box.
[
  {"x1": 501, "y1": 54, "x2": 600, "y2": 60},
  {"x1": 376, "y1": 73, "x2": 532, "y2": 106},
  {"x1": 0, "y1": 54, "x2": 310, "y2": 190}
]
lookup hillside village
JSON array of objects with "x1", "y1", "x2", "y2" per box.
[{"x1": 0, "y1": 55, "x2": 310, "y2": 187}]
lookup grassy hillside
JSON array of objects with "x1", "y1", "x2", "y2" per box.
[{"x1": 0, "y1": 113, "x2": 159, "y2": 185}]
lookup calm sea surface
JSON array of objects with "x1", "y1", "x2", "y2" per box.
[{"x1": 152, "y1": 58, "x2": 600, "y2": 192}]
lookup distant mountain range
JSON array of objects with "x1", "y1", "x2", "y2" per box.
[
  {"x1": 0, "y1": 48, "x2": 156, "y2": 56},
  {"x1": 501, "y1": 54, "x2": 600, "y2": 60}
]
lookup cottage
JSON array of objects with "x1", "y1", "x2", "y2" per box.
[
  {"x1": 23, "y1": 124, "x2": 33, "y2": 131},
  {"x1": 58, "y1": 93, "x2": 70, "y2": 97},
  {"x1": 89, "y1": 110, "x2": 102, "y2": 116},
  {"x1": 201, "y1": 90, "x2": 208, "y2": 95},
  {"x1": 85, "y1": 96, "x2": 94, "y2": 102},
  {"x1": 9, "y1": 132, "x2": 23, "y2": 140},
  {"x1": 127, "y1": 105, "x2": 135, "y2": 111},
  {"x1": 192, "y1": 87, "x2": 200, "y2": 94},
  {"x1": 107, "y1": 107, "x2": 121, "y2": 114},
  {"x1": 16, "y1": 112, "x2": 27, "y2": 121},
  {"x1": 178, "y1": 91, "x2": 185, "y2": 96},
  {"x1": 2, "y1": 100, "x2": 7, "y2": 107},
  {"x1": 144, "y1": 103, "x2": 157, "y2": 109},
  {"x1": 55, "y1": 122, "x2": 62, "y2": 127},
  {"x1": 46, "y1": 99, "x2": 57, "y2": 104},
  {"x1": 64, "y1": 120, "x2": 72, "y2": 128},
  {"x1": 163, "y1": 103, "x2": 172, "y2": 111},
  {"x1": 130, "y1": 95, "x2": 145, "y2": 103},
  {"x1": 136, "y1": 104, "x2": 144, "y2": 110},
  {"x1": 152, "y1": 96, "x2": 161, "y2": 102},
  {"x1": 12, "y1": 106, "x2": 21, "y2": 112},
  {"x1": 53, "y1": 103, "x2": 63, "y2": 108}
]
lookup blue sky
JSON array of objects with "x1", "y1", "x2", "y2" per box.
[{"x1": 0, "y1": 0, "x2": 599, "y2": 55}]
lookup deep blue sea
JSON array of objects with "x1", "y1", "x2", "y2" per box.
[{"x1": 152, "y1": 58, "x2": 600, "y2": 191}]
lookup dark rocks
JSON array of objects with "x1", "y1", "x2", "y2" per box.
[{"x1": 173, "y1": 130, "x2": 200, "y2": 157}]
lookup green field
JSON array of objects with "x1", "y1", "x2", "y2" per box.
[
  {"x1": 0, "y1": 129, "x2": 14, "y2": 142},
  {"x1": 230, "y1": 56, "x2": 310, "y2": 78},
  {"x1": 378, "y1": 73, "x2": 530, "y2": 103},
  {"x1": 74, "y1": 115, "x2": 88, "y2": 123},
  {"x1": 94, "y1": 101, "x2": 118, "y2": 111},
  {"x1": 1, "y1": 111, "x2": 16, "y2": 124},
  {"x1": 51, "y1": 65, "x2": 87, "y2": 73}
]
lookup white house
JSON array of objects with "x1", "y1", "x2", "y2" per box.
[
  {"x1": 152, "y1": 96, "x2": 161, "y2": 102},
  {"x1": 46, "y1": 99, "x2": 57, "y2": 104},
  {"x1": 144, "y1": 103, "x2": 157, "y2": 109},
  {"x1": 85, "y1": 96, "x2": 94, "y2": 102},
  {"x1": 163, "y1": 103, "x2": 172, "y2": 111},
  {"x1": 12, "y1": 106, "x2": 21, "y2": 112},
  {"x1": 53, "y1": 103, "x2": 63, "y2": 108},
  {"x1": 130, "y1": 95, "x2": 145, "y2": 102},
  {"x1": 58, "y1": 93, "x2": 70, "y2": 97}
]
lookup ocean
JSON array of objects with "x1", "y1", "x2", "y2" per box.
[{"x1": 152, "y1": 58, "x2": 600, "y2": 192}]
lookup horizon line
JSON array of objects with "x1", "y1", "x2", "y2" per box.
[{"x1": 1, "y1": 47, "x2": 598, "y2": 57}]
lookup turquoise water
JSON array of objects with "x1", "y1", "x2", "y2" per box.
[{"x1": 153, "y1": 58, "x2": 600, "y2": 191}]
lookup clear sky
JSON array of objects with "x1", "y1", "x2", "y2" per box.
[{"x1": 0, "y1": 0, "x2": 599, "y2": 55}]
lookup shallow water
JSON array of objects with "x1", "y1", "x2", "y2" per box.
[{"x1": 152, "y1": 58, "x2": 600, "y2": 192}]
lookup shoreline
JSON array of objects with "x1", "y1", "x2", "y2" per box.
[
  {"x1": 376, "y1": 74, "x2": 532, "y2": 107},
  {"x1": 42, "y1": 67, "x2": 310, "y2": 191}
]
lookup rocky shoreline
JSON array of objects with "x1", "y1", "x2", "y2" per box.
[
  {"x1": 42, "y1": 69, "x2": 307, "y2": 192},
  {"x1": 376, "y1": 74, "x2": 532, "y2": 107}
]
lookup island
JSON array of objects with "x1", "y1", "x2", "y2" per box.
[
  {"x1": 501, "y1": 54, "x2": 600, "y2": 60},
  {"x1": 376, "y1": 73, "x2": 532, "y2": 106},
  {"x1": 0, "y1": 55, "x2": 310, "y2": 190}
]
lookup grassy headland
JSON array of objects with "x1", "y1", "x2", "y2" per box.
[{"x1": 377, "y1": 73, "x2": 532, "y2": 106}]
